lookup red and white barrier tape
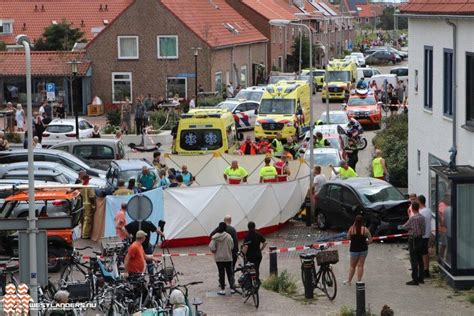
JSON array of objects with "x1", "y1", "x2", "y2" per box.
[{"x1": 44, "y1": 233, "x2": 408, "y2": 261}]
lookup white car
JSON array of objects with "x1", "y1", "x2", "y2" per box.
[
  {"x1": 357, "y1": 67, "x2": 381, "y2": 83},
  {"x1": 215, "y1": 99, "x2": 259, "y2": 130},
  {"x1": 344, "y1": 55, "x2": 360, "y2": 66},
  {"x1": 234, "y1": 86, "x2": 266, "y2": 103},
  {"x1": 304, "y1": 147, "x2": 342, "y2": 167},
  {"x1": 390, "y1": 66, "x2": 408, "y2": 86},
  {"x1": 317, "y1": 111, "x2": 349, "y2": 129},
  {"x1": 351, "y1": 52, "x2": 366, "y2": 67},
  {"x1": 42, "y1": 118, "x2": 94, "y2": 147}
]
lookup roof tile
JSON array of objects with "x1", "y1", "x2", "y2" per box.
[
  {"x1": 241, "y1": 0, "x2": 299, "y2": 20},
  {"x1": 161, "y1": 0, "x2": 267, "y2": 48},
  {"x1": 0, "y1": 0, "x2": 133, "y2": 44},
  {"x1": 0, "y1": 51, "x2": 90, "y2": 76},
  {"x1": 400, "y1": 0, "x2": 474, "y2": 15}
]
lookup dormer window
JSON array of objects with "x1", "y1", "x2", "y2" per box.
[{"x1": 0, "y1": 20, "x2": 13, "y2": 34}]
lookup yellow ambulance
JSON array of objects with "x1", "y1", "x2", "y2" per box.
[
  {"x1": 254, "y1": 80, "x2": 310, "y2": 140},
  {"x1": 321, "y1": 59, "x2": 357, "y2": 102}
]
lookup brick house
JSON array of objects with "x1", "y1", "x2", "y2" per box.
[{"x1": 85, "y1": 0, "x2": 268, "y2": 103}]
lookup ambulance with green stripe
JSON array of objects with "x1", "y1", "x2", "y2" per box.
[{"x1": 254, "y1": 80, "x2": 310, "y2": 140}]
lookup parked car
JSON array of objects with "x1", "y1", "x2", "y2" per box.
[
  {"x1": 351, "y1": 52, "x2": 366, "y2": 67},
  {"x1": 0, "y1": 188, "x2": 83, "y2": 272},
  {"x1": 356, "y1": 67, "x2": 381, "y2": 83},
  {"x1": 215, "y1": 99, "x2": 260, "y2": 130},
  {"x1": 42, "y1": 118, "x2": 94, "y2": 147},
  {"x1": 304, "y1": 147, "x2": 342, "y2": 168},
  {"x1": 0, "y1": 162, "x2": 106, "y2": 188},
  {"x1": 315, "y1": 177, "x2": 410, "y2": 235},
  {"x1": 234, "y1": 86, "x2": 266, "y2": 103},
  {"x1": 104, "y1": 159, "x2": 158, "y2": 194},
  {"x1": 318, "y1": 111, "x2": 349, "y2": 128},
  {"x1": 344, "y1": 55, "x2": 361, "y2": 66},
  {"x1": 365, "y1": 51, "x2": 397, "y2": 65},
  {"x1": 345, "y1": 92, "x2": 382, "y2": 128},
  {"x1": 0, "y1": 149, "x2": 106, "y2": 178},
  {"x1": 300, "y1": 69, "x2": 326, "y2": 90},
  {"x1": 50, "y1": 139, "x2": 126, "y2": 170},
  {"x1": 1, "y1": 169, "x2": 69, "y2": 184},
  {"x1": 390, "y1": 66, "x2": 408, "y2": 86}
]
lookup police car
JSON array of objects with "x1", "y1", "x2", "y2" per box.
[{"x1": 215, "y1": 99, "x2": 260, "y2": 130}]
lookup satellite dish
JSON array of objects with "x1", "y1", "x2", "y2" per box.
[{"x1": 126, "y1": 194, "x2": 153, "y2": 221}]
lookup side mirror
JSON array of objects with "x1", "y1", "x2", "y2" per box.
[
  {"x1": 237, "y1": 133, "x2": 244, "y2": 141},
  {"x1": 254, "y1": 108, "x2": 258, "y2": 115},
  {"x1": 234, "y1": 110, "x2": 241, "y2": 114}
]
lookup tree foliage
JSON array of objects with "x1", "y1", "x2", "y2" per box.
[
  {"x1": 34, "y1": 19, "x2": 86, "y2": 51},
  {"x1": 372, "y1": 114, "x2": 408, "y2": 188},
  {"x1": 378, "y1": 6, "x2": 408, "y2": 30},
  {"x1": 288, "y1": 34, "x2": 311, "y2": 71}
]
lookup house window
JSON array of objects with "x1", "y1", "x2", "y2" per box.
[
  {"x1": 365, "y1": 18, "x2": 369, "y2": 24},
  {"x1": 443, "y1": 49, "x2": 453, "y2": 117},
  {"x1": 117, "y1": 36, "x2": 139, "y2": 59},
  {"x1": 467, "y1": 52, "x2": 474, "y2": 127},
  {"x1": 215, "y1": 72, "x2": 223, "y2": 94},
  {"x1": 0, "y1": 21, "x2": 12, "y2": 34},
  {"x1": 112, "y1": 72, "x2": 132, "y2": 103},
  {"x1": 157, "y1": 35, "x2": 178, "y2": 59},
  {"x1": 167, "y1": 77, "x2": 187, "y2": 99},
  {"x1": 279, "y1": 27, "x2": 283, "y2": 44},
  {"x1": 240, "y1": 65, "x2": 247, "y2": 88},
  {"x1": 278, "y1": 56, "x2": 283, "y2": 71},
  {"x1": 424, "y1": 46, "x2": 433, "y2": 110}
]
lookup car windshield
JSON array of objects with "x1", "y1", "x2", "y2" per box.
[
  {"x1": 314, "y1": 71, "x2": 325, "y2": 77},
  {"x1": 179, "y1": 129, "x2": 223, "y2": 151},
  {"x1": 259, "y1": 99, "x2": 295, "y2": 115},
  {"x1": 348, "y1": 96, "x2": 376, "y2": 106},
  {"x1": 235, "y1": 90, "x2": 264, "y2": 102},
  {"x1": 358, "y1": 184, "x2": 405, "y2": 205},
  {"x1": 304, "y1": 152, "x2": 339, "y2": 166},
  {"x1": 46, "y1": 125, "x2": 73, "y2": 133},
  {"x1": 216, "y1": 102, "x2": 236, "y2": 111},
  {"x1": 327, "y1": 71, "x2": 350, "y2": 82},
  {"x1": 362, "y1": 69, "x2": 373, "y2": 78},
  {"x1": 320, "y1": 112, "x2": 348, "y2": 124},
  {"x1": 268, "y1": 76, "x2": 295, "y2": 84}
]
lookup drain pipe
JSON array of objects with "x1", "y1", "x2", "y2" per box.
[{"x1": 446, "y1": 19, "x2": 457, "y2": 169}]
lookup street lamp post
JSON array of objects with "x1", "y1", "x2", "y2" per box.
[
  {"x1": 16, "y1": 34, "x2": 38, "y2": 310},
  {"x1": 191, "y1": 47, "x2": 202, "y2": 107},
  {"x1": 67, "y1": 60, "x2": 82, "y2": 140},
  {"x1": 270, "y1": 19, "x2": 314, "y2": 226}
]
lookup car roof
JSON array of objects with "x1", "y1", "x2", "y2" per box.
[
  {"x1": 390, "y1": 66, "x2": 408, "y2": 70},
  {"x1": 306, "y1": 147, "x2": 339, "y2": 154},
  {"x1": 0, "y1": 148, "x2": 93, "y2": 167},
  {"x1": 239, "y1": 86, "x2": 266, "y2": 91},
  {"x1": 5, "y1": 189, "x2": 81, "y2": 201},
  {"x1": 111, "y1": 159, "x2": 154, "y2": 171},
  {"x1": 51, "y1": 138, "x2": 122, "y2": 147},
  {"x1": 0, "y1": 161, "x2": 62, "y2": 170},
  {"x1": 330, "y1": 177, "x2": 390, "y2": 188},
  {"x1": 321, "y1": 110, "x2": 347, "y2": 115},
  {"x1": 4, "y1": 169, "x2": 64, "y2": 176},
  {"x1": 49, "y1": 118, "x2": 89, "y2": 125}
]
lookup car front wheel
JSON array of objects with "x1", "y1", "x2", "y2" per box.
[{"x1": 316, "y1": 212, "x2": 330, "y2": 230}]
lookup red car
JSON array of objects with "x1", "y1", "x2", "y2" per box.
[{"x1": 345, "y1": 92, "x2": 382, "y2": 129}]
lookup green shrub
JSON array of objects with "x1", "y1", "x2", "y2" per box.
[
  {"x1": 467, "y1": 294, "x2": 474, "y2": 304},
  {"x1": 372, "y1": 113, "x2": 408, "y2": 188},
  {"x1": 105, "y1": 109, "x2": 121, "y2": 127},
  {"x1": 5, "y1": 132, "x2": 22, "y2": 143},
  {"x1": 262, "y1": 270, "x2": 297, "y2": 296},
  {"x1": 339, "y1": 306, "x2": 355, "y2": 316},
  {"x1": 102, "y1": 125, "x2": 119, "y2": 135},
  {"x1": 149, "y1": 109, "x2": 179, "y2": 131},
  {"x1": 198, "y1": 96, "x2": 223, "y2": 108}
]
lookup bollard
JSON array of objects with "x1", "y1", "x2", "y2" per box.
[
  {"x1": 269, "y1": 246, "x2": 278, "y2": 276},
  {"x1": 299, "y1": 253, "x2": 314, "y2": 299},
  {"x1": 305, "y1": 196, "x2": 312, "y2": 227},
  {"x1": 356, "y1": 281, "x2": 366, "y2": 316}
]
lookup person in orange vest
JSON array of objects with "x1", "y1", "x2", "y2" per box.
[
  {"x1": 274, "y1": 154, "x2": 291, "y2": 182},
  {"x1": 259, "y1": 157, "x2": 278, "y2": 183},
  {"x1": 256, "y1": 138, "x2": 271, "y2": 154},
  {"x1": 239, "y1": 135, "x2": 257, "y2": 155}
]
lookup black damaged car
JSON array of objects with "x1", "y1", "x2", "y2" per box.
[{"x1": 315, "y1": 177, "x2": 409, "y2": 235}]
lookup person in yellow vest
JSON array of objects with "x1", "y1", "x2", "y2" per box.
[
  {"x1": 259, "y1": 157, "x2": 278, "y2": 183},
  {"x1": 314, "y1": 132, "x2": 330, "y2": 148},
  {"x1": 223, "y1": 160, "x2": 249, "y2": 184},
  {"x1": 270, "y1": 133, "x2": 284, "y2": 157},
  {"x1": 330, "y1": 160, "x2": 358, "y2": 179},
  {"x1": 372, "y1": 149, "x2": 389, "y2": 181}
]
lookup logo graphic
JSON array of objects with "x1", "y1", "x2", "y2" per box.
[{"x1": 1, "y1": 283, "x2": 33, "y2": 315}]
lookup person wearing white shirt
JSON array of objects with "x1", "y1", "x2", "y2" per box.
[
  {"x1": 189, "y1": 96, "x2": 196, "y2": 109},
  {"x1": 313, "y1": 166, "x2": 327, "y2": 196},
  {"x1": 418, "y1": 195, "x2": 432, "y2": 278}
]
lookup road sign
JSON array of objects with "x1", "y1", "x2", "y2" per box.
[
  {"x1": 127, "y1": 194, "x2": 153, "y2": 221},
  {"x1": 19, "y1": 231, "x2": 48, "y2": 286},
  {"x1": 46, "y1": 82, "x2": 55, "y2": 101}
]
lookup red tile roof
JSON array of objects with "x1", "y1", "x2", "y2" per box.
[
  {"x1": 0, "y1": 0, "x2": 133, "y2": 45},
  {"x1": 161, "y1": 0, "x2": 267, "y2": 48},
  {"x1": 355, "y1": 4, "x2": 377, "y2": 18},
  {"x1": 400, "y1": 0, "x2": 474, "y2": 15},
  {"x1": 0, "y1": 51, "x2": 90, "y2": 76},
  {"x1": 241, "y1": 0, "x2": 299, "y2": 20}
]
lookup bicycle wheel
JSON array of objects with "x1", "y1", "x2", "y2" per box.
[
  {"x1": 321, "y1": 268, "x2": 337, "y2": 300},
  {"x1": 252, "y1": 289, "x2": 259, "y2": 308}
]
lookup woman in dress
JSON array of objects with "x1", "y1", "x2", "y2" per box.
[
  {"x1": 15, "y1": 104, "x2": 25, "y2": 132},
  {"x1": 121, "y1": 97, "x2": 132, "y2": 134}
]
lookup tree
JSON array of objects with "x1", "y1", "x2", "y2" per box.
[
  {"x1": 378, "y1": 6, "x2": 408, "y2": 30},
  {"x1": 34, "y1": 19, "x2": 86, "y2": 51},
  {"x1": 288, "y1": 34, "x2": 312, "y2": 72}
]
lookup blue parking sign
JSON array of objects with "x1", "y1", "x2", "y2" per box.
[{"x1": 46, "y1": 83, "x2": 55, "y2": 93}]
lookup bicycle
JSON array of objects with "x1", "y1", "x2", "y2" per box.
[
  {"x1": 300, "y1": 245, "x2": 338, "y2": 300},
  {"x1": 0, "y1": 258, "x2": 19, "y2": 295},
  {"x1": 233, "y1": 243, "x2": 260, "y2": 309},
  {"x1": 169, "y1": 281, "x2": 204, "y2": 316}
]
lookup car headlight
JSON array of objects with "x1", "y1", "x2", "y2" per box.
[{"x1": 255, "y1": 121, "x2": 261, "y2": 126}]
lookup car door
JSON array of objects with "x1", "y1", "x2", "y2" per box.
[
  {"x1": 244, "y1": 102, "x2": 258, "y2": 128},
  {"x1": 325, "y1": 184, "x2": 343, "y2": 225},
  {"x1": 341, "y1": 187, "x2": 362, "y2": 227},
  {"x1": 79, "y1": 121, "x2": 93, "y2": 138},
  {"x1": 234, "y1": 103, "x2": 250, "y2": 129}
]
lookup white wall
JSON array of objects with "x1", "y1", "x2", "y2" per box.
[{"x1": 408, "y1": 18, "x2": 474, "y2": 197}]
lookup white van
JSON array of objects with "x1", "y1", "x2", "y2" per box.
[
  {"x1": 357, "y1": 67, "x2": 381, "y2": 83},
  {"x1": 390, "y1": 67, "x2": 408, "y2": 86},
  {"x1": 370, "y1": 74, "x2": 399, "y2": 90}
]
